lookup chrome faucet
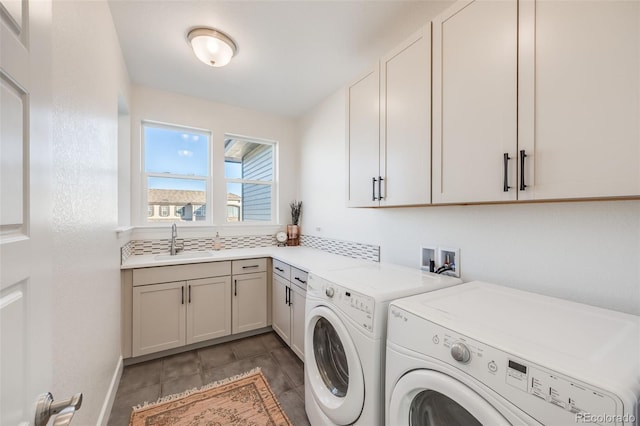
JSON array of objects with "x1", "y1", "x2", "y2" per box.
[{"x1": 170, "y1": 223, "x2": 179, "y2": 255}]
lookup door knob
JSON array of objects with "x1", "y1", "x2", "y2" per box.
[{"x1": 35, "y1": 392, "x2": 83, "y2": 426}]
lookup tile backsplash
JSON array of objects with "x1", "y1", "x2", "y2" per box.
[{"x1": 120, "y1": 233, "x2": 379, "y2": 264}]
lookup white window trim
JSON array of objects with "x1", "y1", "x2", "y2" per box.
[{"x1": 141, "y1": 120, "x2": 212, "y2": 225}]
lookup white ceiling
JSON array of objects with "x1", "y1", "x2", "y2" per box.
[{"x1": 108, "y1": 1, "x2": 452, "y2": 117}]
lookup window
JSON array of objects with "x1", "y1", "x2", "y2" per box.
[
  {"x1": 143, "y1": 122, "x2": 210, "y2": 223},
  {"x1": 224, "y1": 136, "x2": 275, "y2": 223}
]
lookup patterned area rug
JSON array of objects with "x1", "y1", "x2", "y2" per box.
[{"x1": 129, "y1": 368, "x2": 292, "y2": 426}]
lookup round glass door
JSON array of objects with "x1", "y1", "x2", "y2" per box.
[
  {"x1": 389, "y1": 370, "x2": 511, "y2": 426},
  {"x1": 313, "y1": 317, "x2": 349, "y2": 397},
  {"x1": 409, "y1": 390, "x2": 482, "y2": 425},
  {"x1": 305, "y1": 305, "x2": 365, "y2": 425}
]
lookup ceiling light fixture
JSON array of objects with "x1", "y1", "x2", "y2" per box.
[{"x1": 187, "y1": 27, "x2": 237, "y2": 68}]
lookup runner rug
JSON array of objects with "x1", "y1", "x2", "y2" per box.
[{"x1": 129, "y1": 367, "x2": 292, "y2": 426}]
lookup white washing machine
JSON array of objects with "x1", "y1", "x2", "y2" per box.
[
  {"x1": 304, "y1": 262, "x2": 462, "y2": 426},
  {"x1": 386, "y1": 281, "x2": 640, "y2": 426}
]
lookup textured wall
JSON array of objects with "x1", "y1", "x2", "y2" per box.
[
  {"x1": 298, "y1": 89, "x2": 640, "y2": 315},
  {"x1": 51, "y1": 1, "x2": 129, "y2": 423}
]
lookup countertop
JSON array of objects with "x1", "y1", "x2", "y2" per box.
[{"x1": 121, "y1": 246, "x2": 369, "y2": 272}]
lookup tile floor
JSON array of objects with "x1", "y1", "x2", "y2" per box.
[{"x1": 108, "y1": 332, "x2": 310, "y2": 425}]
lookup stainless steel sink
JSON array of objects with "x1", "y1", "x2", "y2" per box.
[{"x1": 154, "y1": 251, "x2": 214, "y2": 261}]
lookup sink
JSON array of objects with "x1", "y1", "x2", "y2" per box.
[{"x1": 154, "y1": 251, "x2": 214, "y2": 261}]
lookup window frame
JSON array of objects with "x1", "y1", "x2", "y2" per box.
[
  {"x1": 141, "y1": 120, "x2": 212, "y2": 225},
  {"x1": 223, "y1": 133, "x2": 278, "y2": 225}
]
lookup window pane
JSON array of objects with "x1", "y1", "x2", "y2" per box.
[
  {"x1": 144, "y1": 125, "x2": 209, "y2": 176},
  {"x1": 148, "y1": 177, "x2": 207, "y2": 223},
  {"x1": 227, "y1": 182, "x2": 271, "y2": 222},
  {"x1": 224, "y1": 139, "x2": 272, "y2": 182}
]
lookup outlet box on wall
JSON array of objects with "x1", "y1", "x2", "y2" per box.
[{"x1": 421, "y1": 245, "x2": 460, "y2": 278}]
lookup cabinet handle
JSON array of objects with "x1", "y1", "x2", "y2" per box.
[
  {"x1": 372, "y1": 177, "x2": 378, "y2": 201},
  {"x1": 188, "y1": 285, "x2": 191, "y2": 304},
  {"x1": 294, "y1": 276, "x2": 307, "y2": 285},
  {"x1": 234, "y1": 279, "x2": 237, "y2": 296},
  {"x1": 378, "y1": 176, "x2": 384, "y2": 200},
  {"x1": 519, "y1": 150, "x2": 528, "y2": 191},
  {"x1": 242, "y1": 265, "x2": 259, "y2": 269},
  {"x1": 285, "y1": 286, "x2": 289, "y2": 305},
  {"x1": 181, "y1": 286, "x2": 184, "y2": 304},
  {"x1": 503, "y1": 153, "x2": 511, "y2": 192},
  {"x1": 275, "y1": 266, "x2": 284, "y2": 272}
]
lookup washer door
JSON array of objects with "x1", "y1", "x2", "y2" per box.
[
  {"x1": 305, "y1": 305, "x2": 365, "y2": 425},
  {"x1": 389, "y1": 370, "x2": 511, "y2": 426}
]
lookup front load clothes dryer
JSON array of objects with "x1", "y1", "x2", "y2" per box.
[
  {"x1": 303, "y1": 262, "x2": 462, "y2": 426},
  {"x1": 386, "y1": 281, "x2": 640, "y2": 426}
]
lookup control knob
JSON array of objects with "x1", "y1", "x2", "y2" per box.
[
  {"x1": 325, "y1": 287, "x2": 335, "y2": 298},
  {"x1": 450, "y1": 342, "x2": 471, "y2": 363}
]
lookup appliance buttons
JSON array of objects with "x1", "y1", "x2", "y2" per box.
[
  {"x1": 450, "y1": 342, "x2": 471, "y2": 363},
  {"x1": 488, "y1": 361, "x2": 498, "y2": 373},
  {"x1": 432, "y1": 335, "x2": 440, "y2": 344}
]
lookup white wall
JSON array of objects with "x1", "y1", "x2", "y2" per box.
[
  {"x1": 129, "y1": 85, "x2": 298, "y2": 228},
  {"x1": 51, "y1": 1, "x2": 129, "y2": 423},
  {"x1": 298, "y1": 90, "x2": 640, "y2": 315}
]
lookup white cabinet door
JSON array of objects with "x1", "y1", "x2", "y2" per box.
[
  {"x1": 347, "y1": 66, "x2": 380, "y2": 207},
  {"x1": 186, "y1": 276, "x2": 232, "y2": 344},
  {"x1": 518, "y1": 0, "x2": 640, "y2": 200},
  {"x1": 432, "y1": 0, "x2": 518, "y2": 203},
  {"x1": 289, "y1": 284, "x2": 306, "y2": 361},
  {"x1": 271, "y1": 274, "x2": 291, "y2": 344},
  {"x1": 133, "y1": 282, "x2": 186, "y2": 357},
  {"x1": 232, "y1": 272, "x2": 267, "y2": 334},
  {"x1": 380, "y1": 24, "x2": 432, "y2": 206}
]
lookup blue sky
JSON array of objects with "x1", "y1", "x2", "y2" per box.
[{"x1": 145, "y1": 125, "x2": 241, "y2": 195}]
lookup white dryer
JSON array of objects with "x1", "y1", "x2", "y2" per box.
[
  {"x1": 304, "y1": 262, "x2": 462, "y2": 426},
  {"x1": 386, "y1": 281, "x2": 640, "y2": 425}
]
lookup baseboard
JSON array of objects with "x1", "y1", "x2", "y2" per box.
[{"x1": 96, "y1": 355, "x2": 123, "y2": 426}]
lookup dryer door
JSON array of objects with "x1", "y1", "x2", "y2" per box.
[
  {"x1": 389, "y1": 369, "x2": 511, "y2": 426},
  {"x1": 305, "y1": 305, "x2": 365, "y2": 425}
]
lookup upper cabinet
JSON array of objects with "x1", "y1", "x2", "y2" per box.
[
  {"x1": 347, "y1": 24, "x2": 432, "y2": 207},
  {"x1": 518, "y1": 0, "x2": 640, "y2": 200},
  {"x1": 432, "y1": 0, "x2": 518, "y2": 203},
  {"x1": 433, "y1": 0, "x2": 640, "y2": 204}
]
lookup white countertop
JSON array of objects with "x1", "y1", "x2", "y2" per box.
[{"x1": 121, "y1": 246, "x2": 369, "y2": 272}]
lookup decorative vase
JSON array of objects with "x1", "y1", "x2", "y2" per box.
[{"x1": 287, "y1": 224, "x2": 300, "y2": 246}]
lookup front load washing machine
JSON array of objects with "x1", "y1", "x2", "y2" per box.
[
  {"x1": 304, "y1": 262, "x2": 462, "y2": 426},
  {"x1": 386, "y1": 281, "x2": 640, "y2": 425}
]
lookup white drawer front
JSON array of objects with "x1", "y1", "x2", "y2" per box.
[
  {"x1": 232, "y1": 258, "x2": 267, "y2": 275},
  {"x1": 272, "y1": 259, "x2": 291, "y2": 280}
]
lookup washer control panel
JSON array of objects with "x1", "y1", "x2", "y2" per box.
[
  {"x1": 308, "y1": 275, "x2": 374, "y2": 332},
  {"x1": 387, "y1": 306, "x2": 627, "y2": 425}
]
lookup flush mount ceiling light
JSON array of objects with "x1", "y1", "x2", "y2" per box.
[{"x1": 187, "y1": 27, "x2": 237, "y2": 68}]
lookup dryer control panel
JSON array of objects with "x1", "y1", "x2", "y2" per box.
[
  {"x1": 387, "y1": 306, "x2": 632, "y2": 425},
  {"x1": 308, "y1": 275, "x2": 375, "y2": 333}
]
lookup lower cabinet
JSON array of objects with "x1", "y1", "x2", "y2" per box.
[
  {"x1": 272, "y1": 260, "x2": 307, "y2": 360},
  {"x1": 128, "y1": 259, "x2": 268, "y2": 358},
  {"x1": 231, "y1": 258, "x2": 268, "y2": 334}
]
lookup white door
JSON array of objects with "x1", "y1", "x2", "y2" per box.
[
  {"x1": 1, "y1": 0, "x2": 61, "y2": 424},
  {"x1": 289, "y1": 283, "x2": 305, "y2": 360},
  {"x1": 347, "y1": 66, "x2": 380, "y2": 207},
  {"x1": 186, "y1": 276, "x2": 231, "y2": 344},
  {"x1": 432, "y1": 0, "x2": 518, "y2": 203},
  {"x1": 232, "y1": 272, "x2": 267, "y2": 334},
  {"x1": 518, "y1": 0, "x2": 640, "y2": 200},
  {"x1": 304, "y1": 305, "x2": 365, "y2": 425},
  {"x1": 388, "y1": 370, "x2": 512, "y2": 426},
  {"x1": 380, "y1": 24, "x2": 431, "y2": 206},
  {"x1": 132, "y1": 282, "x2": 186, "y2": 356},
  {"x1": 271, "y1": 274, "x2": 291, "y2": 344}
]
